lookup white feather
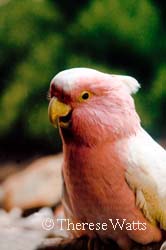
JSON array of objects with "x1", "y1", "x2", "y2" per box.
[
  {"x1": 126, "y1": 128, "x2": 166, "y2": 197},
  {"x1": 51, "y1": 68, "x2": 140, "y2": 94},
  {"x1": 51, "y1": 68, "x2": 100, "y2": 91},
  {"x1": 115, "y1": 75, "x2": 140, "y2": 94},
  {"x1": 117, "y1": 128, "x2": 166, "y2": 228}
]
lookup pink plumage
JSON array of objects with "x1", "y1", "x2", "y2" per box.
[{"x1": 49, "y1": 68, "x2": 165, "y2": 250}]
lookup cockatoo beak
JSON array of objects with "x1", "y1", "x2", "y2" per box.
[{"x1": 48, "y1": 97, "x2": 72, "y2": 128}]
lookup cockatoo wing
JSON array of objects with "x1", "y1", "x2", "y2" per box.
[{"x1": 125, "y1": 128, "x2": 166, "y2": 229}]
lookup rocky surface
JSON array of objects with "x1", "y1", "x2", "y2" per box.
[{"x1": 1, "y1": 154, "x2": 63, "y2": 210}]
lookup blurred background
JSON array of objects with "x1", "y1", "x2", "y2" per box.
[
  {"x1": 0, "y1": 2, "x2": 165, "y2": 248},
  {"x1": 0, "y1": 0, "x2": 165, "y2": 161}
]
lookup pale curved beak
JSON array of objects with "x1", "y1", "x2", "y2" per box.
[{"x1": 48, "y1": 97, "x2": 72, "y2": 128}]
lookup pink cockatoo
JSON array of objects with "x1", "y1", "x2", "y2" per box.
[{"x1": 48, "y1": 68, "x2": 166, "y2": 250}]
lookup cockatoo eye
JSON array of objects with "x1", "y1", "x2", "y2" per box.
[{"x1": 79, "y1": 91, "x2": 92, "y2": 102}]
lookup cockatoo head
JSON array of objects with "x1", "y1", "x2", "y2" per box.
[{"x1": 48, "y1": 68, "x2": 141, "y2": 145}]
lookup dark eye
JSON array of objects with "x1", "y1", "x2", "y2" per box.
[
  {"x1": 79, "y1": 91, "x2": 92, "y2": 102},
  {"x1": 82, "y1": 92, "x2": 89, "y2": 100}
]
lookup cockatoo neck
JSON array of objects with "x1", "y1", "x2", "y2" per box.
[{"x1": 60, "y1": 113, "x2": 141, "y2": 149}]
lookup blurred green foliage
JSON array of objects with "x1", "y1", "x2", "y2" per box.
[{"x1": 0, "y1": 0, "x2": 165, "y2": 157}]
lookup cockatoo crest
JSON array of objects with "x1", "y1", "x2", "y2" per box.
[
  {"x1": 114, "y1": 75, "x2": 140, "y2": 94},
  {"x1": 51, "y1": 68, "x2": 140, "y2": 94}
]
